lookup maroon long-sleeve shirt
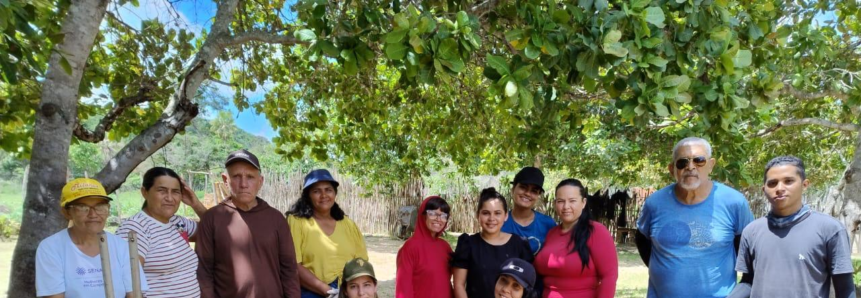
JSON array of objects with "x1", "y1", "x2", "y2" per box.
[{"x1": 196, "y1": 198, "x2": 300, "y2": 297}]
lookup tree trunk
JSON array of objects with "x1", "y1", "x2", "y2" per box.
[
  {"x1": 7, "y1": 0, "x2": 109, "y2": 296},
  {"x1": 93, "y1": 0, "x2": 241, "y2": 193},
  {"x1": 827, "y1": 134, "x2": 861, "y2": 251}
]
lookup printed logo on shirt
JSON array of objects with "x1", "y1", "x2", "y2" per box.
[{"x1": 76, "y1": 267, "x2": 86, "y2": 276}]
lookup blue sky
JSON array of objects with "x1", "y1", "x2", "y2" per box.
[{"x1": 115, "y1": 0, "x2": 278, "y2": 140}]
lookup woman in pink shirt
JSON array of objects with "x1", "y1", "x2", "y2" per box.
[{"x1": 534, "y1": 179, "x2": 618, "y2": 298}]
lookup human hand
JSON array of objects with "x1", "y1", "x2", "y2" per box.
[
  {"x1": 180, "y1": 179, "x2": 200, "y2": 207},
  {"x1": 326, "y1": 287, "x2": 339, "y2": 298}
]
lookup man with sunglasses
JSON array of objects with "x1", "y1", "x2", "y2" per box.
[
  {"x1": 729, "y1": 156, "x2": 854, "y2": 298},
  {"x1": 636, "y1": 137, "x2": 754, "y2": 298}
]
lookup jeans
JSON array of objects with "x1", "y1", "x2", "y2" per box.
[{"x1": 300, "y1": 280, "x2": 338, "y2": 298}]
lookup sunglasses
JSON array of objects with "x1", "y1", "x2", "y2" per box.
[{"x1": 675, "y1": 156, "x2": 708, "y2": 170}]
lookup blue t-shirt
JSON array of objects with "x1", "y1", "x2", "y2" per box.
[
  {"x1": 501, "y1": 210, "x2": 557, "y2": 254},
  {"x1": 637, "y1": 182, "x2": 753, "y2": 298}
]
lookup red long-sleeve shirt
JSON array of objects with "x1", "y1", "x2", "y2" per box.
[{"x1": 533, "y1": 221, "x2": 618, "y2": 298}]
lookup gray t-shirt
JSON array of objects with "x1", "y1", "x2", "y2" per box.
[{"x1": 736, "y1": 211, "x2": 853, "y2": 298}]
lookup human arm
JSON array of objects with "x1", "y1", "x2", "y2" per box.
[
  {"x1": 280, "y1": 216, "x2": 301, "y2": 298},
  {"x1": 452, "y1": 268, "x2": 468, "y2": 298},
  {"x1": 180, "y1": 179, "x2": 207, "y2": 241},
  {"x1": 833, "y1": 273, "x2": 856, "y2": 298},
  {"x1": 116, "y1": 220, "x2": 149, "y2": 266},
  {"x1": 634, "y1": 231, "x2": 651, "y2": 267},
  {"x1": 35, "y1": 239, "x2": 65, "y2": 298},
  {"x1": 451, "y1": 234, "x2": 471, "y2": 298},
  {"x1": 729, "y1": 231, "x2": 754, "y2": 298},
  {"x1": 394, "y1": 245, "x2": 415, "y2": 298},
  {"x1": 195, "y1": 212, "x2": 217, "y2": 298},
  {"x1": 829, "y1": 228, "x2": 856, "y2": 298},
  {"x1": 298, "y1": 265, "x2": 331, "y2": 295},
  {"x1": 593, "y1": 224, "x2": 619, "y2": 298}
]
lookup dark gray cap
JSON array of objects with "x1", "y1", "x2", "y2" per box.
[{"x1": 225, "y1": 149, "x2": 261, "y2": 170}]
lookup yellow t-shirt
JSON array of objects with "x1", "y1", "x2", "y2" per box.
[{"x1": 287, "y1": 215, "x2": 368, "y2": 284}]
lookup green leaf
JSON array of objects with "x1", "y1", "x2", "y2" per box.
[
  {"x1": 543, "y1": 43, "x2": 559, "y2": 56},
  {"x1": 59, "y1": 55, "x2": 72, "y2": 75},
  {"x1": 604, "y1": 29, "x2": 622, "y2": 44},
  {"x1": 385, "y1": 43, "x2": 408, "y2": 60},
  {"x1": 524, "y1": 45, "x2": 541, "y2": 59},
  {"x1": 595, "y1": 0, "x2": 609, "y2": 11},
  {"x1": 578, "y1": 0, "x2": 594, "y2": 10},
  {"x1": 584, "y1": 77, "x2": 598, "y2": 92},
  {"x1": 456, "y1": 11, "x2": 469, "y2": 26},
  {"x1": 603, "y1": 42, "x2": 628, "y2": 57},
  {"x1": 518, "y1": 87, "x2": 534, "y2": 110},
  {"x1": 731, "y1": 95, "x2": 749, "y2": 109},
  {"x1": 654, "y1": 102, "x2": 669, "y2": 116},
  {"x1": 395, "y1": 13, "x2": 409, "y2": 29},
  {"x1": 631, "y1": 0, "x2": 650, "y2": 9},
  {"x1": 486, "y1": 54, "x2": 510, "y2": 75},
  {"x1": 552, "y1": 10, "x2": 571, "y2": 23},
  {"x1": 386, "y1": 29, "x2": 408, "y2": 43},
  {"x1": 645, "y1": 55, "x2": 668, "y2": 68},
  {"x1": 675, "y1": 92, "x2": 692, "y2": 103},
  {"x1": 418, "y1": 16, "x2": 437, "y2": 33},
  {"x1": 663, "y1": 75, "x2": 689, "y2": 89},
  {"x1": 436, "y1": 39, "x2": 459, "y2": 60},
  {"x1": 318, "y1": 40, "x2": 340, "y2": 57},
  {"x1": 505, "y1": 80, "x2": 518, "y2": 97},
  {"x1": 733, "y1": 49, "x2": 752, "y2": 68},
  {"x1": 643, "y1": 7, "x2": 665, "y2": 28},
  {"x1": 443, "y1": 58, "x2": 465, "y2": 73},
  {"x1": 505, "y1": 29, "x2": 525, "y2": 42},
  {"x1": 720, "y1": 53, "x2": 734, "y2": 74},
  {"x1": 294, "y1": 29, "x2": 317, "y2": 42},
  {"x1": 513, "y1": 65, "x2": 533, "y2": 81}
]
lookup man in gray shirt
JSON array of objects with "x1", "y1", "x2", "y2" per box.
[{"x1": 730, "y1": 156, "x2": 855, "y2": 298}]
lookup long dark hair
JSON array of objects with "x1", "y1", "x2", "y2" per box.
[
  {"x1": 477, "y1": 187, "x2": 507, "y2": 213},
  {"x1": 141, "y1": 167, "x2": 182, "y2": 209},
  {"x1": 556, "y1": 179, "x2": 593, "y2": 271},
  {"x1": 286, "y1": 182, "x2": 346, "y2": 220}
]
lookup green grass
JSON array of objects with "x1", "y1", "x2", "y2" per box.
[{"x1": 0, "y1": 181, "x2": 24, "y2": 223}]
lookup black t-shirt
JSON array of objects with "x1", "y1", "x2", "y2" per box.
[{"x1": 451, "y1": 233, "x2": 534, "y2": 298}]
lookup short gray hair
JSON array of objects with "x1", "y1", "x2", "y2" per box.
[
  {"x1": 672, "y1": 137, "x2": 712, "y2": 160},
  {"x1": 764, "y1": 156, "x2": 806, "y2": 182}
]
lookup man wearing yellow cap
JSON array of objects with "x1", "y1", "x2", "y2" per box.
[{"x1": 35, "y1": 178, "x2": 148, "y2": 298}]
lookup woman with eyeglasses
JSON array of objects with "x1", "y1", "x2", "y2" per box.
[
  {"x1": 395, "y1": 196, "x2": 453, "y2": 298},
  {"x1": 533, "y1": 179, "x2": 618, "y2": 298},
  {"x1": 452, "y1": 188, "x2": 533, "y2": 298},
  {"x1": 36, "y1": 178, "x2": 148, "y2": 298},
  {"x1": 116, "y1": 167, "x2": 208, "y2": 298}
]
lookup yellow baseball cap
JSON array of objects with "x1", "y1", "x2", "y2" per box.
[{"x1": 60, "y1": 178, "x2": 112, "y2": 207}]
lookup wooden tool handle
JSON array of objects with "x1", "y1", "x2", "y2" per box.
[{"x1": 98, "y1": 232, "x2": 115, "y2": 298}]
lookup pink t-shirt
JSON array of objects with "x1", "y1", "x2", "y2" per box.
[{"x1": 533, "y1": 221, "x2": 618, "y2": 298}]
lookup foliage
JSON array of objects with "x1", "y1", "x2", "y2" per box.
[{"x1": 0, "y1": 215, "x2": 19, "y2": 240}]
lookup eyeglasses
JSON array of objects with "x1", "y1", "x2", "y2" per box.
[
  {"x1": 66, "y1": 204, "x2": 110, "y2": 215},
  {"x1": 426, "y1": 210, "x2": 449, "y2": 221},
  {"x1": 675, "y1": 156, "x2": 708, "y2": 170}
]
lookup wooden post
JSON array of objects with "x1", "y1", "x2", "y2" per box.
[
  {"x1": 98, "y1": 232, "x2": 115, "y2": 298},
  {"x1": 128, "y1": 231, "x2": 142, "y2": 298}
]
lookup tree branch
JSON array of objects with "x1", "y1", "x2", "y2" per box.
[
  {"x1": 649, "y1": 110, "x2": 697, "y2": 129},
  {"x1": 781, "y1": 84, "x2": 848, "y2": 101},
  {"x1": 106, "y1": 11, "x2": 138, "y2": 33},
  {"x1": 755, "y1": 118, "x2": 861, "y2": 137},
  {"x1": 73, "y1": 79, "x2": 157, "y2": 143},
  {"x1": 224, "y1": 30, "x2": 307, "y2": 47}
]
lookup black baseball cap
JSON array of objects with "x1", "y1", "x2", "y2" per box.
[
  {"x1": 225, "y1": 149, "x2": 261, "y2": 170},
  {"x1": 499, "y1": 258, "x2": 536, "y2": 291},
  {"x1": 512, "y1": 167, "x2": 544, "y2": 192}
]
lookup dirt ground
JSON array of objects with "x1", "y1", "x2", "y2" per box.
[{"x1": 364, "y1": 235, "x2": 403, "y2": 297}]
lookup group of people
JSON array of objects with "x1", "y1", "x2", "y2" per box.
[{"x1": 33, "y1": 137, "x2": 855, "y2": 298}]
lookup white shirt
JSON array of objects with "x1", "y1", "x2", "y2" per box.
[
  {"x1": 35, "y1": 229, "x2": 148, "y2": 297},
  {"x1": 117, "y1": 211, "x2": 200, "y2": 298}
]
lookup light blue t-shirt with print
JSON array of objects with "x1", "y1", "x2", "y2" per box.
[
  {"x1": 502, "y1": 210, "x2": 557, "y2": 254},
  {"x1": 36, "y1": 229, "x2": 148, "y2": 298},
  {"x1": 637, "y1": 182, "x2": 754, "y2": 298}
]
